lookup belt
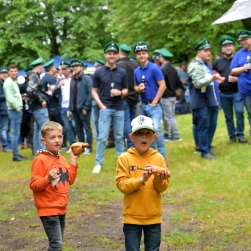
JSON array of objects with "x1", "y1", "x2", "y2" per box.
[
  {"x1": 142, "y1": 100, "x2": 153, "y2": 105},
  {"x1": 142, "y1": 100, "x2": 160, "y2": 105}
]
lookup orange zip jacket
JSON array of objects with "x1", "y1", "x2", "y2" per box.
[
  {"x1": 116, "y1": 148, "x2": 169, "y2": 225},
  {"x1": 30, "y1": 151, "x2": 78, "y2": 216}
]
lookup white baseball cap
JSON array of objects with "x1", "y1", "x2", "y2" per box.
[{"x1": 131, "y1": 115, "x2": 155, "y2": 134}]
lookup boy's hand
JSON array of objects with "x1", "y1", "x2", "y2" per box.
[
  {"x1": 46, "y1": 169, "x2": 61, "y2": 183},
  {"x1": 70, "y1": 151, "x2": 80, "y2": 165},
  {"x1": 153, "y1": 170, "x2": 170, "y2": 182},
  {"x1": 140, "y1": 166, "x2": 152, "y2": 183}
]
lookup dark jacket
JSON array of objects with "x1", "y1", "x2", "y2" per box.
[
  {"x1": 0, "y1": 79, "x2": 8, "y2": 116},
  {"x1": 27, "y1": 72, "x2": 48, "y2": 111},
  {"x1": 117, "y1": 57, "x2": 139, "y2": 103},
  {"x1": 161, "y1": 63, "x2": 183, "y2": 98},
  {"x1": 69, "y1": 73, "x2": 92, "y2": 111}
]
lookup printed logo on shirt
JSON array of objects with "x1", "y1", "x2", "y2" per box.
[
  {"x1": 49, "y1": 162, "x2": 69, "y2": 194},
  {"x1": 129, "y1": 166, "x2": 144, "y2": 171}
]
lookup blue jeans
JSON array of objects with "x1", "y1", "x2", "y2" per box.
[
  {"x1": 124, "y1": 100, "x2": 137, "y2": 148},
  {"x1": 123, "y1": 223, "x2": 161, "y2": 251},
  {"x1": 0, "y1": 115, "x2": 10, "y2": 148},
  {"x1": 244, "y1": 95, "x2": 251, "y2": 135},
  {"x1": 72, "y1": 110, "x2": 93, "y2": 150},
  {"x1": 92, "y1": 100, "x2": 100, "y2": 139},
  {"x1": 197, "y1": 106, "x2": 219, "y2": 156},
  {"x1": 60, "y1": 108, "x2": 76, "y2": 145},
  {"x1": 140, "y1": 103, "x2": 166, "y2": 158},
  {"x1": 33, "y1": 108, "x2": 48, "y2": 154},
  {"x1": 96, "y1": 108, "x2": 124, "y2": 165},
  {"x1": 161, "y1": 97, "x2": 180, "y2": 139},
  {"x1": 220, "y1": 92, "x2": 245, "y2": 138},
  {"x1": 8, "y1": 110, "x2": 23, "y2": 158},
  {"x1": 40, "y1": 215, "x2": 65, "y2": 251}
]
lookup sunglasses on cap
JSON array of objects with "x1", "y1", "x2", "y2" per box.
[{"x1": 135, "y1": 45, "x2": 149, "y2": 52}]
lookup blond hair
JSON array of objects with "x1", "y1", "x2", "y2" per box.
[{"x1": 41, "y1": 121, "x2": 63, "y2": 137}]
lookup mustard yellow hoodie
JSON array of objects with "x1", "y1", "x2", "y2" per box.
[{"x1": 116, "y1": 148, "x2": 169, "y2": 225}]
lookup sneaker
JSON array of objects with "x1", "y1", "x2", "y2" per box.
[
  {"x1": 3, "y1": 147, "x2": 12, "y2": 152},
  {"x1": 13, "y1": 156, "x2": 24, "y2": 161},
  {"x1": 164, "y1": 137, "x2": 173, "y2": 142},
  {"x1": 201, "y1": 153, "x2": 215, "y2": 159},
  {"x1": 92, "y1": 164, "x2": 101, "y2": 174},
  {"x1": 228, "y1": 137, "x2": 236, "y2": 144},
  {"x1": 66, "y1": 148, "x2": 71, "y2": 154},
  {"x1": 194, "y1": 147, "x2": 201, "y2": 154},
  {"x1": 172, "y1": 138, "x2": 182, "y2": 141},
  {"x1": 238, "y1": 137, "x2": 248, "y2": 143},
  {"x1": 83, "y1": 147, "x2": 91, "y2": 154}
]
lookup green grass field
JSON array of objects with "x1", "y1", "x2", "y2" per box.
[{"x1": 1, "y1": 110, "x2": 251, "y2": 250}]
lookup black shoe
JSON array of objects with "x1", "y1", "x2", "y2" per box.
[
  {"x1": 238, "y1": 137, "x2": 248, "y2": 143},
  {"x1": 106, "y1": 142, "x2": 115, "y2": 148},
  {"x1": 194, "y1": 147, "x2": 201, "y2": 153},
  {"x1": 13, "y1": 156, "x2": 24, "y2": 161},
  {"x1": 18, "y1": 154, "x2": 27, "y2": 160},
  {"x1": 202, "y1": 153, "x2": 215, "y2": 159},
  {"x1": 228, "y1": 137, "x2": 236, "y2": 144},
  {"x1": 3, "y1": 147, "x2": 12, "y2": 152}
]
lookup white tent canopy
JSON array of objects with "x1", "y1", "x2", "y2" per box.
[{"x1": 212, "y1": 0, "x2": 251, "y2": 25}]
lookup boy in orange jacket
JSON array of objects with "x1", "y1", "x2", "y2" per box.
[
  {"x1": 30, "y1": 121, "x2": 80, "y2": 250},
  {"x1": 116, "y1": 115, "x2": 170, "y2": 251}
]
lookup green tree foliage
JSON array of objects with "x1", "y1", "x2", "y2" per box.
[
  {"x1": 108, "y1": 0, "x2": 245, "y2": 63},
  {"x1": 0, "y1": 0, "x2": 111, "y2": 68}
]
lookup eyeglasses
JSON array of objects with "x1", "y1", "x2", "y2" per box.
[{"x1": 135, "y1": 45, "x2": 149, "y2": 52}]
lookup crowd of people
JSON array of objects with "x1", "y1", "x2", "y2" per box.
[{"x1": 2, "y1": 28, "x2": 251, "y2": 250}]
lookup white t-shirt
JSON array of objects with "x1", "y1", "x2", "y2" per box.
[{"x1": 61, "y1": 78, "x2": 71, "y2": 108}]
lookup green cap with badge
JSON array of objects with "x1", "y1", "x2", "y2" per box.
[
  {"x1": 83, "y1": 64, "x2": 88, "y2": 68},
  {"x1": 152, "y1": 49, "x2": 161, "y2": 55},
  {"x1": 24, "y1": 66, "x2": 32, "y2": 73},
  {"x1": 119, "y1": 44, "x2": 132, "y2": 54},
  {"x1": 94, "y1": 59, "x2": 105, "y2": 67},
  {"x1": 30, "y1": 57, "x2": 44, "y2": 68},
  {"x1": 220, "y1": 35, "x2": 235, "y2": 46},
  {"x1": 160, "y1": 48, "x2": 173, "y2": 59},
  {"x1": 70, "y1": 59, "x2": 83, "y2": 67},
  {"x1": 0, "y1": 66, "x2": 8, "y2": 73},
  {"x1": 194, "y1": 38, "x2": 211, "y2": 51},
  {"x1": 237, "y1": 29, "x2": 251, "y2": 40},
  {"x1": 134, "y1": 41, "x2": 150, "y2": 53},
  {"x1": 60, "y1": 61, "x2": 71, "y2": 69},
  {"x1": 43, "y1": 59, "x2": 55, "y2": 70},
  {"x1": 104, "y1": 42, "x2": 119, "y2": 53}
]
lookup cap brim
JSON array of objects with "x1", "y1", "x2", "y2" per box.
[{"x1": 131, "y1": 126, "x2": 155, "y2": 134}]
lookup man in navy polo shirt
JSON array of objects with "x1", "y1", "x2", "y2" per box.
[
  {"x1": 230, "y1": 29, "x2": 251, "y2": 144},
  {"x1": 133, "y1": 41, "x2": 167, "y2": 159},
  {"x1": 92, "y1": 42, "x2": 128, "y2": 173}
]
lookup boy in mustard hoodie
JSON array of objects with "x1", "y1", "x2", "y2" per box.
[
  {"x1": 30, "y1": 121, "x2": 80, "y2": 251},
  {"x1": 116, "y1": 115, "x2": 170, "y2": 251}
]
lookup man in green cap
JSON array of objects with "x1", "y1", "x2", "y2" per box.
[
  {"x1": 133, "y1": 41, "x2": 167, "y2": 160},
  {"x1": 27, "y1": 57, "x2": 49, "y2": 155},
  {"x1": 67, "y1": 59, "x2": 93, "y2": 154},
  {"x1": 213, "y1": 35, "x2": 247, "y2": 144},
  {"x1": 188, "y1": 38, "x2": 225, "y2": 159},
  {"x1": 159, "y1": 48, "x2": 183, "y2": 142},
  {"x1": 0, "y1": 66, "x2": 12, "y2": 152},
  {"x1": 92, "y1": 42, "x2": 128, "y2": 173},
  {"x1": 152, "y1": 49, "x2": 162, "y2": 67},
  {"x1": 230, "y1": 29, "x2": 251, "y2": 144},
  {"x1": 117, "y1": 43, "x2": 139, "y2": 148}
]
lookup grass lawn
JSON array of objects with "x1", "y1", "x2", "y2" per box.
[{"x1": 1, "y1": 110, "x2": 251, "y2": 250}]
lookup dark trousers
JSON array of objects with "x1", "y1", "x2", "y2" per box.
[
  {"x1": 123, "y1": 223, "x2": 161, "y2": 251},
  {"x1": 40, "y1": 215, "x2": 65, "y2": 251}
]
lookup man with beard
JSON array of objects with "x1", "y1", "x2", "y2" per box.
[
  {"x1": 213, "y1": 35, "x2": 247, "y2": 144},
  {"x1": 92, "y1": 42, "x2": 128, "y2": 173},
  {"x1": 67, "y1": 59, "x2": 93, "y2": 154},
  {"x1": 0, "y1": 66, "x2": 12, "y2": 152},
  {"x1": 230, "y1": 30, "x2": 251, "y2": 144},
  {"x1": 188, "y1": 38, "x2": 224, "y2": 159}
]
